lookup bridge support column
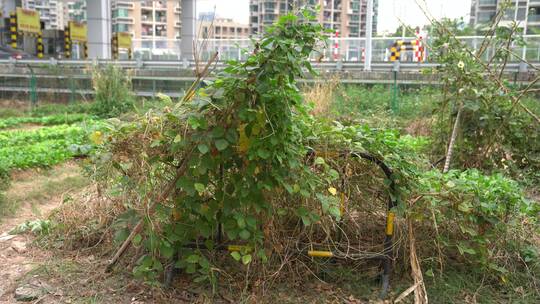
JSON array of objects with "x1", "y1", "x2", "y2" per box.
[
  {"x1": 87, "y1": 0, "x2": 111, "y2": 59},
  {"x1": 180, "y1": 0, "x2": 196, "y2": 61}
]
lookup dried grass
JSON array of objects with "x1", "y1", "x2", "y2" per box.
[
  {"x1": 47, "y1": 186, "x2": 124, "y2": 252},
  {"x1": 303, "y1": 76, "x2": 340, "y2": 116}
]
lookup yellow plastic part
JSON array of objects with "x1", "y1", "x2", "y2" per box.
[
  {"x1": 386, "y1": 212, "x2": 396, "y2": 236},
  {"x1": 227, "y1": 245, "x2": 247, "y2": 252},
  {"x1": 308, "y1": 250, "x2": 333, "y2": 258}
]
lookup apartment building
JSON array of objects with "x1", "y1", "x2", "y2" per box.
[
  {"x1": 249, "y1": 0, "x2": 378, "y2": 38},
  {"x1": 111, "y1": 0, "x2": 182, "y2": 49},
  {"x1": 198, "y1": 17, "x2": 250, "y2": 39},
  {"x1": 470, "y1": 0, "x2": 540, "y2": 34},
  {"x1": 68, "y1": 0, "x2": 85, "y2": 23}
]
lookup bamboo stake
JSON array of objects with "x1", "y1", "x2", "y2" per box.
[{"x1": 443, "y1": 105, "x2": 463, "y2": 173}]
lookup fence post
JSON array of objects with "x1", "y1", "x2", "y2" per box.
[
  {"x1": 69, "y1": 77, "x2": 76, "y2": 103},
  {"x1": 28, "y1": 66, "x2": 38, "y2": 109},
  {"x1": 391, "y1": 61, "x2": 400, "y2": 114}
]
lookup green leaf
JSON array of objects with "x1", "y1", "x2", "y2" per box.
[
  {"x1": 328, "y1": 206, "x2": 341, "y2": 219},
  {"x1": 301, "y1": 215, "x2": 311, "y2": 226},
  {"x1": 257, "y1": 149, "x2": 270, "y2": 159},
  {"x1": 277, "y1": 208, "x2": 287, "y2": 216},
  {"x1": 314, "y1": 157, "x2": 325, "y2": 165},
  {"x1": 197, "y1": 144, "x2": 209, "y2": 154},
  {"x1": 133, "y1": 234, "x2": 142, "y2": 245},
  {"x1": 114, "y1": 228, "x2": 129, "y2": 243},
  {"x1": 198, "y1": 257, "x2": 210, "y2": 269},
  {"x1": 186, "y1": 254, "x2": 200, "y2": 263},
  {"x1": 457, "y1": 243, "x2": 476, "y2": 255},
  {"x1": 193, "y1": 275, "x2": 208, "y2": 283},
  {"x1": 328, "y1": 169, "x2": 339, "y2": 180},
  {"x1": 242, "y1": 254, "x2": 252, "y2": 265},
  {"x1": 194, "y1": 183, "x2": 205, "y2": 193},
  {"x1": 173, "y1": 134, "x2": 182, "y2": 143},
  {"x1": 239, "y1": 229, "x2": 251, "y2": 240},
  {"x1": 257, "y1": 249, "x2": 268, "y2": 263},
  {"x1": 237, "y1": 217, "x2": 246, "y2": 229},
  {"x1": 458, "y1": 202, "x2": 472, "y2": 213},
  {"x1": 187, "y1": 116, "x2": 201, "y2": 129},
  {"x1": 246, "y1": 216, "x2": 257, "y2": 228},
  {"x1": 161, "y1": 243, "x2": 174, "y2": 259},
  {"x1": 231, "y1": 251, "x2": 241, "y2": 261},
  {"x1": 215, "y1": 139, "x2": 229, "y2": 151}
]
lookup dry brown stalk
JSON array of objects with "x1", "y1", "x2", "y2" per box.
[{"x1": 408, "y1": 217, "x2": 428, "y2": 304}]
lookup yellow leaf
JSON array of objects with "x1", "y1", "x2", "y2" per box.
[
  {"x1": 328, "y1": 187, "x2": 337, "y2": 196},
  {"x1": 89, "y1": 131, "x2": 104, "y2": 145},
  {"x1": 237, "y1": 124, "x2": 250, "y2": 153}
]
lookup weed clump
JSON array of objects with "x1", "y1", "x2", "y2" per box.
[{"x1": 91, "y1": 65, "x2": 134, "y2": 118}]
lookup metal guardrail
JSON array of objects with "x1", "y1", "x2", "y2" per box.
[
  {"x1": 0, "y1": 59, "x2": 538, "y2": 73},
  {"x1": 0, "y1": 59, "x2": 537, "y2": 101}
]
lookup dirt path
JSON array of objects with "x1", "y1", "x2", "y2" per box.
[{"x1": 0, "y1": 162, "x2": 88, "y2": 303}]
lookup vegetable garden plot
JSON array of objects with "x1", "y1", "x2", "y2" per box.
[{"x1": 0, "y1": 122, "x2": 100, "y2": 172}]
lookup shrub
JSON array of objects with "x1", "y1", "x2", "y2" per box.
[
  {"x1": 91, "y1": 65, "x2": 134, "y2": 117},
  {"x1": 412, "y1": 169, "x2": 539, "y2": 278}
]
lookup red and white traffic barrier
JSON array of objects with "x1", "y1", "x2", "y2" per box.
[{"x1": 333, "y1": 30, "x2": 339, "y2": 60}]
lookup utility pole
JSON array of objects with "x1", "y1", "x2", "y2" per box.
[{"x1": 364, "y1": 0, "x2": 373, "y2": 71}]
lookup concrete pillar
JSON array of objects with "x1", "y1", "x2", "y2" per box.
[
  {"x1": 364, "y1": 0, "x2": 373, "y2": 71},
  {"x1": 181, "y1": 0, "x2": 196, "y2": 61},
  {"x1": 87, "y1": 0, "x2": 111, "y2": 59},
  {"x1": 1, "y1": 1, "x2": 16, "y2": 18}
]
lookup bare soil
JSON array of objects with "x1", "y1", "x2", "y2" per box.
[{"x1": 0, "y1": 162, "x2": 88, "y2": 303}]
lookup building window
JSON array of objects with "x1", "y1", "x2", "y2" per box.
[
  {"x1": 155, "y1": 25, "x2": 167, "y2": 37},
  {"x1": 113, "y1": 23, "x2": 129, "y2": 32},
  {"x1": 478, "y1": 0, "x2": 497, "y2": 6},
  {"x1": 264, "y1": 2, "x2": 275, "y2": 11},
  {"x1": 156, "y1": 11, "x2": 167, "y2": 23},
  {"x1": 478, "y1": 12, "x2": 495, "y2": 22},
  {"x1": 142, "y1": 24, "x2": 153, "y2": 36},
  {"x1": 156, "y1": 41, "x2": 167, "y2": 49},
  {"x1": 113, "y1": 8, "x2": 129, "y2": 18}
]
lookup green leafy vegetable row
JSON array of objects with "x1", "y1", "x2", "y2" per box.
[
  {"x1": 0, "y1": 122, "x2": 102, "y2": 172},
  {"x1": 0, "y1": 114, "x2": 96, "y2": 130},
  {"x1": 0, "y1": 124, "x2": 88, "y2": 147}
]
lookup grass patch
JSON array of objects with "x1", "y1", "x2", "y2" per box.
[
  {"x1": 0, "y1": 162, "x2": 89, "y2": 220},
  {"x1": 0, "y1": 107, "x2": 26, "y2": 119},
  {"x1": 425, "y1": 267, "x2": 540, "y2": 303}
]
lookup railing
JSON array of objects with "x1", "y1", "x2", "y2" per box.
[
  {"x1": 0, "y1": 59, "x2": 536, "y2": 73},
  {"x1": 0, "y1": 61, "x2": 537, "y2": 101},
  {"x1": 128, "y1": 35, "x2": 540, "y2": 62}
]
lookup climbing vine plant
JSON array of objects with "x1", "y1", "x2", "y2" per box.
[
  {"x1": 429, "y1": 2, "x2": 540, "y2": 177},
  {"x1": 95, "y1": 11, "x2": 341, "y2": 283}
]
